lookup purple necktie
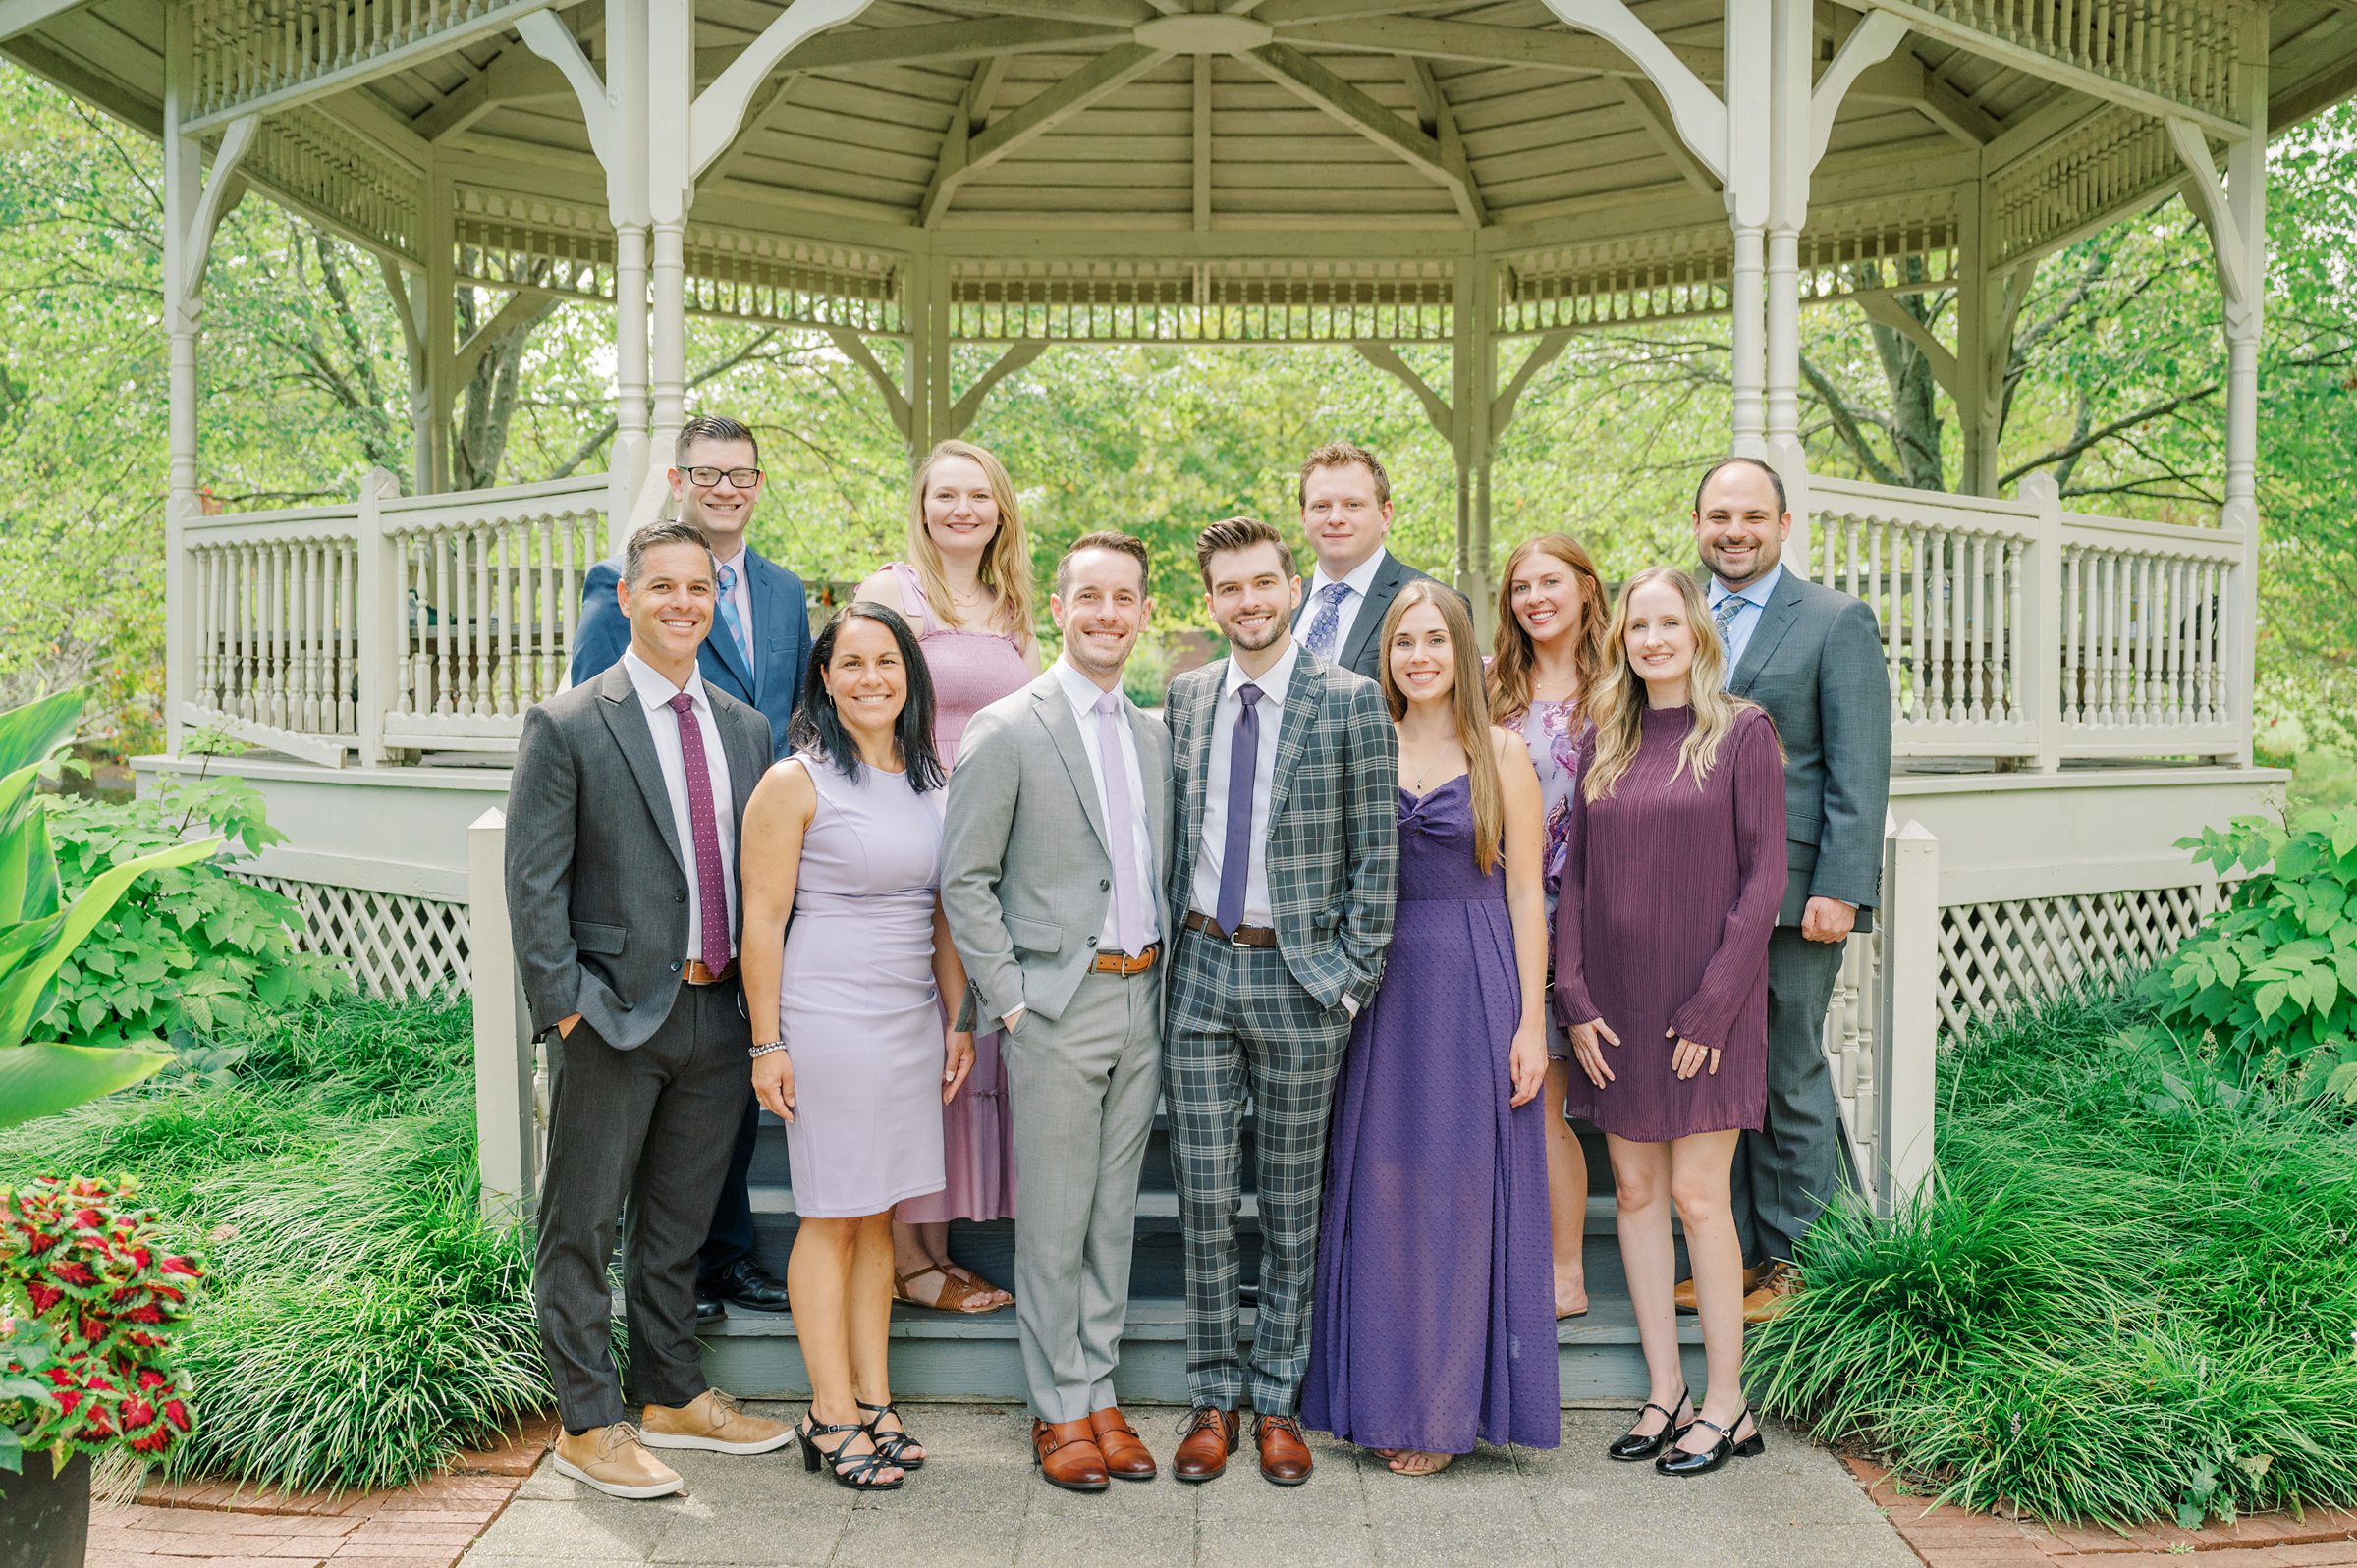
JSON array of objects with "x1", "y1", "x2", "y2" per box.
[
  {"x1": 1093, "y1": 692, "x2": 1148, "y2": 955},
  {"x1": 668, "y1": 692, "x2": 731, "y2": 973},
  {"x1": 1214, "y1": 683, "x2": 1263, "y2": 939},
  {"x1": 1301, "y1": 582, "x2": 1348, "y2": 661}
]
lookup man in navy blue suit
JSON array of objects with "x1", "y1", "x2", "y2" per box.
[{"x1": 570, "y1": 413, "x2": 811, "y2": 1324}]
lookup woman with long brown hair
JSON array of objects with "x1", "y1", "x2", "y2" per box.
[
  {"x1": 1301, "y1": 580, "x2": 1559, "y2": 1477},
  {"x1": 1553, "y1": 566, "x2": 1786, "y2": 1478},
  {"x1": 1488, "y1": 533, "x2": 1611, "y2": 1321},
  {"x1": 854, "y1": 438, "x2": 1037, "y2": 1315}
]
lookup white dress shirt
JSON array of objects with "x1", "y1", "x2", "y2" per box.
[
  {"x1": 1708, "y1": 561, "x2": 1784, "y2": 685},
  {"x1": 1053, "y1": 659, "x2": 1162, "y2": 952},
  {"x1": 622, "y1": 646, "x2": 739, "y2": 959},
  {"x1": 1300, "y1": 547, "x2": 1389, "y2": 663},
  {"x1": 1189, "y1": 640, "x2": 1300, "y2": 929}
]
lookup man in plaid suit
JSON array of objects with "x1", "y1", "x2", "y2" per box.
[{"x1": 1161, "y1": 516, "x2": 1399, "y2": 1487}]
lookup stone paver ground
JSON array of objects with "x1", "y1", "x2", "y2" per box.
[{"x1": 458, "y1": 1403, "x2": 1917, "y2": 1568}]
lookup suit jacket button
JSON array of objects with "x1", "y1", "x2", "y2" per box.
[
  {"x1": 674, "y1": 892, "x2": 686, "y2": 903},
  {"x1": 670, "y1": 960, "x2": 682, "y2": 973},
  {"x1": 1099, "y1": 879, "x2": 1111, "y2": 891},
  {"x1": 1086, "y1": 936, "x2": 1098, "y2": 947}
]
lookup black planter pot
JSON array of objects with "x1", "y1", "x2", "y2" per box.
[{"x1": 0, "y1": 1450, "x2": 91, "y2": 1568}]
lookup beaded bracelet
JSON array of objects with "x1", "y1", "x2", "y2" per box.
[{"x1": 747, "y1": 1041, "x2": 788, "y2": 1059}]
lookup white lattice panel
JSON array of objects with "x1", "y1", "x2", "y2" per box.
[
  {"x1": 246, "y1": 876, "x2": 469, "y2": 1000},
  {"x1": 1934, "y1": 884, "x2": 2223, "y2": 1036}
]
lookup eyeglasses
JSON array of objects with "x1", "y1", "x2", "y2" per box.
[{"x1": 685, "y1": 465, "x2": 763, "y2": 488}]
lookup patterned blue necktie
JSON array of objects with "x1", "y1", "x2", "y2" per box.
[
  {"x1": 1713, "y1": 592, "x2": 1747, "y2": 685},
  {"x1": 715, "y1": 562, "x2": 752, "y2": 674},
  {"x1": 1301, "y1": 581, "x2": 1349, "y2": 661}
]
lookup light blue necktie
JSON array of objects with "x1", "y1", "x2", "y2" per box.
[
  {"x1": 1713, "y1": 591, "x2": 1747, "y2": 685},
  {"x1": 715, "y1": 562, "x2": 752, "y2": 674},
  {"x1": 1302, "y1": 581, "x2": 1349, "y2": 661}
]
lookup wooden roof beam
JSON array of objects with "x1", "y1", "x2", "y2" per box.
[
  {"x1": 411, "y1": 46, "x2": 572, "y2": 142},
  {"x1": 0, "y1": 0, "x2": 91, "y2": 45},
  {"x1": 1276, "y1": 15, "x2": 1720, "y2": 81},
  {"x1": 1407, "y1": 56, "x2": 1486, "y2": 227},
  {"x1": 1846, "y1": 51, "x2": 2002, "y2": 146},
  {"x1": 921, "y1": 43, "x2": 1169, "y2": 227},
  {"x1": 1615, "y1": 77, "x2": 1718, "y2": 193},
  {"x1": 1241, "y1": 42, "x2": 1483, "y2": 227}
]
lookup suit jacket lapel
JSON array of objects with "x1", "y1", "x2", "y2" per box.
[
  {"x1": 702, "y1": 586, "x2": 756, "y2": 696},
  {"x1": 1730, "y1": 569, "x2": 1804, "y2": 696},
  {"x1": 1262, "y1": 658, "x2": 1322, "y2": 830},
  {"x1": 596, "y1": 663, "x2": 686, "y2": 875},
  {"x1": 1033, "y1": 673, "x2": 1113, "y2": 860},
  {"x1": 1174, "y1": 663, "x2": 1221, "y2": 887},
  {"x1": 1335, "y1": 552, "x2": 1405, "y2": 675},
  {"x1": 743, "y1": 548, "x2": 797, "y2": 710}
]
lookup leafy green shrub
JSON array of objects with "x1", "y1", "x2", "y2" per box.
[
  {"x1": 2147, "y1": 807, "x2": 2357, "y2": 1103},
  {"x1": 1752, "y1": 982, "x2": 2357, "y2": 1525},
  {"x1": 39, "y1": 771, "x2": 343, "y2": 1052},
  {"x1": 0, "y1": 992, "x2": 550, "y2": 1492}
]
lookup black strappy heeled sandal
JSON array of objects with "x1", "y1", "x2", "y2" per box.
[
  {"x1": 1655, "y1": 1405, "x2": 1766, "y2": 1477},
  {"x1": 1607, "y1": 1387, "x2": 1693, "y2": 1461},
  {"x1": 856, "y1": 1398, "x2": 925, "y2": 1470},
  {"x1": 795, "y1": 1411, "x2": 905, "y2": 1490}
]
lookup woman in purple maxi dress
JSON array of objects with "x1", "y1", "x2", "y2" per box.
[{"x1": 1302, "y1": 583, "x2": 1559, "y2": 1474}]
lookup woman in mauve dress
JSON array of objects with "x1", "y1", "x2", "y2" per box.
[
  {"x1": 1301, "y1": 580, "x2": 1559, "y2": 1477},
  {"x1": 1488, "y1": 532, "x2": 1614, "y2": 1321},
  {"x1": 1554, "y1": 566, "x2": 1786, "y2": 1478},
  {"x1": 854, "y1": 439, "x2": 1035, "y2": 1315}
]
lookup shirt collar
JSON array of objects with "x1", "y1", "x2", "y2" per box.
[
  {"x1": 1710, "y1": 560, "x2": 1784, "y2": 611},
  {"x1": 1309, "y1": 546, "x2": 1389, "y2": 602},
  {"x1": 623, "y1": 645, "x2": 710, "y2": 714},
  {"x1": 1224, "y1": 639, "x2": 1300, "y2": 708},
  {"x1": 1054, "y1": 655, "x2": 1122, "y2": 719}
]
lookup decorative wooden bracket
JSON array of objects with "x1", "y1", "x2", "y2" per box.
[
  {"x1": 181, "y1": 113, "x2": 259, "y2": 302},
  {"x1": 1353, "y1": 344, "x2": 1453, "y2": 443},
  {"x1": 2165, "y1": 117, "x2": 2255, "y2": 315},
  {"x1": 1533, "y1": 0, "x2": 1726, "y2": 183},
  {"x1": 691, "y1": 0, "x2": 878, "y2": 178},
  {"x1": 1809, "y1": 13, "x2": 1910, "y2": 171},
  {"x1": 1856, "y1": 293, "x2": 1960, "y2": 400},
  {"x1": 517, "y1": 11, "x2": 613, "y2": 170}
]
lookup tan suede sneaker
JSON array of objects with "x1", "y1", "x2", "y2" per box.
[
  {"x1": 641, "y1": 1388, "x2": 795, "y2": 1455},
  {"x1": 551, "y1": 1424, "x2": 684, "y2": 1499}
]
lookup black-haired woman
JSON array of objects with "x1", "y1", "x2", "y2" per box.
[{"x1": 740, "y1": 602, "x2": 975, "y2": 1491}]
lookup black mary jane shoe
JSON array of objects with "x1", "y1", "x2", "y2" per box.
[
  {"x1": 1606, "y1": 1388, "x2": 1693, "y2": 1462},
  {"x1": 1655, "y1": 1406, "x2": 1766, "y2": 1477}
]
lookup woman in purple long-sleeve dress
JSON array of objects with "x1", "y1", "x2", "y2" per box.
[{"x1": 1554, "y1": 566, "x2": 1786, "y2": 1478}]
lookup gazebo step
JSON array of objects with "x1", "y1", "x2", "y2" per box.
[{"x1": 747, "y1": 1183, "x2": 1661, "y2": 1237}]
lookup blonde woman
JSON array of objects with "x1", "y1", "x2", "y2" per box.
[
  {"x1": 1552, "y1": 566, "x2": 1785, "y2": 1478},
  {"x1": 1488, "y1": 532, "x2": 1613, "y2": 1321},
  {"x1": 1300, "y1": 581, "x2": 1559, "y2": 1477},
  {"x1": 855, "y1": 439, "x2": 1038, "y2": 1314}
]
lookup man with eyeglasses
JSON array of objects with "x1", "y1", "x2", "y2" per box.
[{"x1": 572, "y1": 412, "x2": 813, "y2": 1325}]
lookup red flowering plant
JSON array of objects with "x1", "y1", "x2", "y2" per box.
[{"x1": 0, "y1": 1175, "x2": 201, "y2": 1481}]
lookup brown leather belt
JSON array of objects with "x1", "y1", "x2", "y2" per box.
[
  {"x1": 1182, "y1": 910, "x2": 1278, "y2": 948},
  {"x1": 684, "y1": 958, "x2": 737, "y2": 986},
  {"x1": 1090, "y1": 944, "x2": 1161, "y2": 977}
]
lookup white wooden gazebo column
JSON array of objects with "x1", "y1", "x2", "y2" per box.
[{"x1": 1451, "y1": 258, "x2": 1498, "y2": 622}]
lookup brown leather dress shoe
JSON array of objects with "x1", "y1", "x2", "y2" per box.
[
  {"x1": 1673, "y1": 1262, "x2": 1768, "y2": 1313},
  {"x1": 1742, "y1": 1263, "x2": 1801, "y2": 1324},
  {"x1": 1171, "y1": 1406, "x2": 1238, "y2": 1483},
  {"x1": 1032, "y1": 1418, "x2": 1111, "y2": 1492},
  {"x1": 1254, "y1": 1412, "x2": 1314, "y2": 1486},
  {"x1": 1088, "y1": 1406, "x2": 1157, "y2": 1481}
]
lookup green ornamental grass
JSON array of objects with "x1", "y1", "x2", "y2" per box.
[{"x1": 1752, "y1": 984, "x2": 2357, "y2": 1526}]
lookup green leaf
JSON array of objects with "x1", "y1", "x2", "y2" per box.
[
  {"x1": 0, "y1": 835, "x2": 218, "y2": 1051},
  {"x1": 0, "y1": 1041, "x2": 171, "y2": 1128},
  {"x1": 2255, "y1": 981, "x2": 2289, "y2": 1022}
]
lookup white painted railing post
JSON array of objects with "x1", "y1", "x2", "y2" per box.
[
  {"x1": 355, "y1": 466, "x2": 399, "y2": 766},
  {"x1": 467, "y1": 808, "x2": 537, "y2": 1229},
  {"x1": 2018, "y1": 473, "x2": 2063, "y2": 773},
  {"x1": 1876, "y1": 819, "x2": 1941, "y2": 1216}
]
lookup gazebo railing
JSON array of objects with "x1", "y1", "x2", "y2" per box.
[
  {"x1": 1809, "y1": 474, "x2": 2247, "y2": 767},
  {"x1": 176, "y1": 471, "x2": 609, "y2": 766}
]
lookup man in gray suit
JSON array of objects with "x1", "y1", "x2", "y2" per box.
[
  {"x1": 942, "y1": 531, "x2": 1171, "y2": 1495},
  {"x1": 505, "y1": 520, "x2": 793, "y2": 1498},
  {"x1": 1163, "y1": 517, "x2": 1398, "y2": 1487},
  {"x1": 1676, "y1": 457, "x2": 1892, "y2": 1322},
  {"x1": 1288, "y1": 440, "x2": 1453, "y2": 680}
]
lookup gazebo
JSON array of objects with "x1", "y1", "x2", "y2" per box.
[{"x1": 6, "y1": 0, "x2": 2342, "y2": 1399}]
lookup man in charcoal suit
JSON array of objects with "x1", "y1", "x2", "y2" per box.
[
  {"x1": 1288, "y1": 440, "x2": 1453, "y2": 678},
  {"x1": 941, "y1": 531, "x2": 1172, "y2": 1493},
  {"x1": 571, "y1": 413, "x2": 808, "y2": 1323},
  {"x1": 507, "y1": 520, "x2": 792, "y2": 1499},
  {"x1": 1677, "y1": 456, "x2": 1894, "y2": 1322},
  {"x1": 1162, "y1": 517, "x2": 1398, "y2": 1487}
]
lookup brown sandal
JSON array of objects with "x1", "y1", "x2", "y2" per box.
[{"x1": 892, "y1": 1265, "x2": 1012, "y2": 1314}]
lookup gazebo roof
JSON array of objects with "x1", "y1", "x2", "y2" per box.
[{"x1": 8, "y1": 0, "x2": 2357, "y2": 342}]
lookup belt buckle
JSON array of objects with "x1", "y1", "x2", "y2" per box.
[{"x1": 1229, "y1": 924, "x2": 1252, "y2": 949}]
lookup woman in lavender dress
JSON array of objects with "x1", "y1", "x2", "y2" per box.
[
  {"x1": 1302, "y1": 581, "x2": 1559, "y2": 1477},
  {"x1": 1554, "y1": 567, "x2": 1786, "y2": 1477},
  {"x1": 1488, "y1": 532, "x2": 1613, "y2": 1321},
  {"x1": 855, "y1": 439, "x2": 1036, "y2": 1315}
]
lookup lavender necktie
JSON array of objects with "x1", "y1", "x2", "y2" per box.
[
  {"x1": 668, "y1": 692, "x2": 731, "y2": 973},
  {"x1": 1301, "y1": 581, "x2": 1349, "y2": 661},
  {"x1": 1214, "y1": 683, "x2": 1264, "y2": 939},
  {"x1": 1093, "y1": 691, "x2": 1147, "y2": 955}
]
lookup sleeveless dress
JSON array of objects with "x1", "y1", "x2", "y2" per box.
[
  {"x1": 776, "y1": 756, "x2": 950, "y2": 1217},
  {"x1": 883, "y1": 562, "x2": 1028, "y2": 1224},
  {"x1": 1300, "y1": 775, "x2": 1560, "y2": 1454},
  {"x1": 1555, "y1": 705, "x2": 1787, "y2": 1142}
]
